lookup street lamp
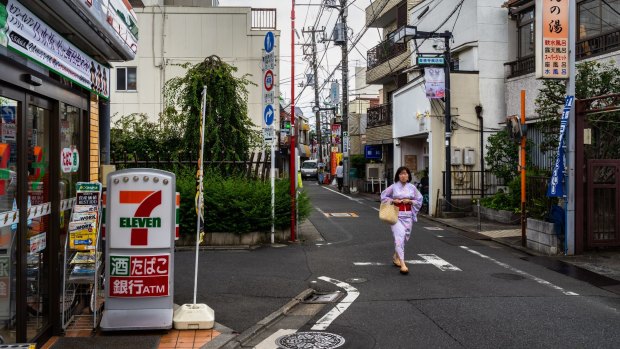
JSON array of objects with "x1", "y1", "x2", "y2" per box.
[{"x1": 392, "y1": 25, "x2": 454, "y2": 212}]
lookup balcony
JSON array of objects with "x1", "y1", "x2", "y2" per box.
[
  {"x1": 366, "y1": 39, "x2": 409, "y2": 84},
  {"x1": 367, "y1": 103, "x2": 392, "y2": 128},
  {"x1": 505, "y1": 55, "x2": 535, "y2": 79},
  {"x1": 366, "y1": 0, "x2": 421, "y2": 28},
  {"x1": 577, "y1": 30, "x2": 620, "y2": 61},
  {"x1": 252, "y1": 8, "x2": 277, "y2": 30}
]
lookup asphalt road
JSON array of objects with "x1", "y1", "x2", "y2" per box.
[{"x1": 175, "y1": 181, "x2": 620, "y2": 348}]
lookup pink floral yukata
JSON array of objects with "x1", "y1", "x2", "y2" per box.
[{"x1": 380, "y1": 182, "x2": 423, "y2": 261}]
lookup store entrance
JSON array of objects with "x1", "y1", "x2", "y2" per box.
[{"x1": 0, "y1": 85, "x2": 64, "y2": 344}]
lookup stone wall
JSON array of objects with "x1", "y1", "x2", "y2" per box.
[{"x1": 526, "y1": 218, "x2": 562, "y2": 255}]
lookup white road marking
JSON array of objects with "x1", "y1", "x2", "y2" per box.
[
  {"x1": 321, "y1": 186, "x2": 364, "y2": 202},
  {"x1": 354, "y1": 254, "x2": 461, "y2": 271},
  {"x1": 315, "y1": 242, "x2": 333, "y2": 246},
  {"x1": 424, "y1": 226, "x2": 444, "y2": 230},
  {"x1": 255, "y1": 328, "x2": 296, "y2": 349},
  {"x1": 460, "y1": 246, "x2": 579, "y2": 296},
  {"x1": 311, "y1": 276, "x2": 359, "y2": 331}
]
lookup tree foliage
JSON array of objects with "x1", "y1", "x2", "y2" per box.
[
  {"x1": 161, "y1": 55, "x2": 261, "y2": 162},
  {"x1": 485, "y1": 129, "x2": 520, "y2": 183},
  {"x1": 110, "y1": 113, "x2": 179, "y2": 158},
  {"x1": 535, "y1": 60, "x2": 620, "y2": 154}
]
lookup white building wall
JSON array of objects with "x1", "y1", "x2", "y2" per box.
[{"x1": 110, "y1": 5, "x2": 280, "y2": 134}]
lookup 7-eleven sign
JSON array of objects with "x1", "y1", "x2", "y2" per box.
[{"x1": 107, "y1": 170, "x2": 175, "y2": 249}]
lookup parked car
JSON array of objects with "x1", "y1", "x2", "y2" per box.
[{"x1": 300, "y1": 159, "x2": 318, "y2": 179}]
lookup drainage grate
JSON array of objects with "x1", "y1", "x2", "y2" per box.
[
  {"x1": 276, "y1": 332, "x2": 346, "y2": 349},
  {"x1": 304, "y1": 291, "x2": 342, "y2": 304}
]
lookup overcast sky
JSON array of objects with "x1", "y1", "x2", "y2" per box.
[{"x1": 219, "y1": 0, "x2": 381, "y2": 117}]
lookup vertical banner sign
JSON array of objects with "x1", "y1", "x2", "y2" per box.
[
  {"x1": 330, "y1": 81, "x2": 340, "y2": 105},
  {"x1": 536, "y1": 0, "x2": 569, "y2": 79},
  {"x1": 547, "y1": 96, "x2": 574, "y2": 197},
  {"x1": 101, "y1": 169, "x2": 176, "y2": 331},
  {"x1": 262, "y1": 31, "x2": 276, "y2": 143},
  {"x1": 424, "y1": 67, "x2": 445, "y2": 99},
  {"x1": 331, "y1": 124, "x2": 341, "y2": 145}
]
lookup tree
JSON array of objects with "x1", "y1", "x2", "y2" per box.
[
  {"x1": 535, "y1": 60, "x2": 620, "y2": 155},
  {"x1": 485, "y1": 129, "x2": 520, "y2": 183},
  {"x1": 161, "y1": 55, "x2": 260, "y2": 163},
  {"x1": 110, "y1": 113, "x2": 174, "y2": 158}
]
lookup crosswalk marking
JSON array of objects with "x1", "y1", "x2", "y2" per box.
[
  {"x1": 311, "y1": 276, "x2": 359, "y2": 331},
  {"x1": 354, "y1": 254, "x2": 461, "y2": 271}
]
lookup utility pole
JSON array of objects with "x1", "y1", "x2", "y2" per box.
[
  {"x1": 290, "y1": 0, "x2": 296, "y2": 242},
  {"x1": 338, "y1": 0, "x2": 350, "y2": 193},
  {"x1": 303, "y1": 26, "x2": 325, "y2": 164},
  {"x1": 443, "y1": 31, "x2": 452, "y2": 211}
]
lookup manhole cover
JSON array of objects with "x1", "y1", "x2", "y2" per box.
[
  {"x1": 345, "y1": 277, "x2": 367, "y2": 284},
  {"x1": 491, "y1": 273, "x2": 526, "y2": 280},
  {"x1": 276, "y1": 332, "x2": 346, "y2": 349}
]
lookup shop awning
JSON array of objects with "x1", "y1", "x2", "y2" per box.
[{"x1": 298, "y1": 144, "x2": 311, "y2": 158}]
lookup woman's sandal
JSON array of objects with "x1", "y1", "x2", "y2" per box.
[
  {"x1": 392, "y1": 256, "x2": 401, "y2": 267},
  {"x1": 400, "y1": 265, "x2": 409, "y2": 274}
]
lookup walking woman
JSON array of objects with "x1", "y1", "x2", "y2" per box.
[{"x1": 380, "y1": 166, "x2": 423, "y2": 274}]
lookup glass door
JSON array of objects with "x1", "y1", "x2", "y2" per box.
[
  {"x1": 0, "y1": 95, "x2": 19, "y2": 344},
  {"x1": 26, "y1": 102, "x2": 51, "y2": 340}
]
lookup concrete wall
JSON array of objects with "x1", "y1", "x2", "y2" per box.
[{"x1": 109, "y1": 5, "x2": 280, "y2": 136}]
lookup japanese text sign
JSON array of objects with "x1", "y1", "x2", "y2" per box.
[
  {"x1": 536, "y1": 0, "x2": 570, "y2": 79},
  {"x1": 109, "y1": 254, "x2": 170, "y2": 298}
]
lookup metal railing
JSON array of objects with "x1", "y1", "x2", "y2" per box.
[
  {"x1": 367, "y1": 38, "x2": 406, "y2": 70},
  {"x1": 367, "y1": 103, "x2": 392, "y2": 128},
  {"x1": 577, "y1": 30, "x2": 620, "y2": 60},
  {"x1": 442, "y1": 170, "x2": 506, "y2": 197},
  {"x1": 505, "y1": 55, "x2": 535, "y2": 78},
  {"x1": 251, "y1": 8, "x2": 276, "y2": 30}
]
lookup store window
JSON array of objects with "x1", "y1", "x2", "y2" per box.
[
  {"x1": 0, "y1": 96, "x2": 19, "y2": 344},
  {"x1": 116, "y1": 67, "x2": 137, "y2": 91},
  {"x1": 578, "y1": 0, "x2": 620, "y2": 40}
]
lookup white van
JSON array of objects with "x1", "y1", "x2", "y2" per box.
[{"x1": 300, "y1": 159, "x2": 318, "y2": 179}]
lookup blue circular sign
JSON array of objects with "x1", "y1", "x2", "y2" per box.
[
  {"x1": 264, "y1": 32, "x2": 275, "y2": 53},
  {"x1": 263, "y1": 104, "x2": 275, "y2": 126}
]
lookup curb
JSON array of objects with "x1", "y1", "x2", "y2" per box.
[{"x1": 215, "y1": 288, "x2": 315, "y2": 349}]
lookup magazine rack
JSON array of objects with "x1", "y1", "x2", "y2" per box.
[{"x1": 61, "y1": 182, "x2": 103, "y2": 330}]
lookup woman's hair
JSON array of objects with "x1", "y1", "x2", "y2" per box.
[{"x1": 394, "y1": 166, "x2": 412, "y2": 182}]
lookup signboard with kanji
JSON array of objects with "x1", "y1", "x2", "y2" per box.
[
  {"x1": 101, "y1": 168, "x2": 175, "y2": 331},
  {"x1": 535, "y1": 0, "x2": 570, "y2": 79}
]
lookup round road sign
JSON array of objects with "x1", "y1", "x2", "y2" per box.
[
  {"x1": 263, "y1": 105, "x2": 275, "y2": 126},
  {"x1": 264, "y1": 70, "x2": 274, "y2": 92}
]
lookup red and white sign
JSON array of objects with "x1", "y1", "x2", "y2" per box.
[
  {"x1": 536, "y1": 0, "x2": 570, "y2": 79},
  {"x1": 109, "y1": 254, "x2": 169, "y2": 298},
  {"x1": 264, "y1": 69, "x2": 274, "y2": 91}
]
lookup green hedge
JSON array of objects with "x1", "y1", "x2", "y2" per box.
[{"x1": 176, "y1": 169, "x2": 311, "y2": 237}]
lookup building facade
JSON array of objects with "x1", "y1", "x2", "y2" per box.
[
  {"x1": 390, "y1": 0, "x2": 511, "y2": 215},
  {"x1": 109, "y1": 1, "x2": 280, "y2": 156},
  {"x1": 0, "y1": 0, "x2": 140, "y2": 344}
]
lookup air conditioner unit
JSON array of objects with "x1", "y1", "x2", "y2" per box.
[
  {"x1": 451, "y1": 147, "x2": 462, "y2": 165},
  {"x1": 366, "y1": 163, "x2": 384, "y2": 181},
  {"x1": 463, "y1": 147, "x2": 475, "y2": 166}
]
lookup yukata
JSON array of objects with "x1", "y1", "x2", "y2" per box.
[{"x1": 380, "y1": 182, "x2": 423, "y2": 260}]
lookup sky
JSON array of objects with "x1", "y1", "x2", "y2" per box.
[{"x1": 219, "y1": 0, "x2": 381, "y2": 118}]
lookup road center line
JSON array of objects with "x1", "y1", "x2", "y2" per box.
[
  {"x1": 460, "y1": 246, "x2": 579, "y2": 296},
  {"x1": 311, "y1": 276, "x2": 359, "y2": 331}
]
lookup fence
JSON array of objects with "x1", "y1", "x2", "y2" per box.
[
  {"x1": 442, "y1": 170, "x2": 506, "y2": 198},
  {"x1": 110, "y1": 151, "x2": 275, "y2": 181}
]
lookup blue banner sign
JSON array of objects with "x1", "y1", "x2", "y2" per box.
[{"x1": 547, "y1": 95, "x2": 574, "y2": 197}]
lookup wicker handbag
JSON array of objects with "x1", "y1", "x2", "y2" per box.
[{"x1": 379, "y1": 202, "x2": 398, "y2": 225}]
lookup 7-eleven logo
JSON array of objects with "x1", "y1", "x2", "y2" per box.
[{"x1": 119, "y1": 191, "x2": 162, "y2": 246}]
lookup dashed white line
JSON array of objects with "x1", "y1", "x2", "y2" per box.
[
  {"x1": 311, "y1": 276, "x2": 359, "y2": 331},
  {"x1": 460, "y1": 246, "x2": 579, "y2": 296}
]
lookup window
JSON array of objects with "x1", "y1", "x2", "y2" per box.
[
  {"x1": 116, "y1": 67, "x2": 137, "y2": 91},
  {"x1": 578, "y1": 0, "x2": 620, "y2": 40},
  {"x1": 518, "y1": 7, "x2": 535, "y2": 58}
]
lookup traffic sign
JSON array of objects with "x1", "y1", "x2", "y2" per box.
[
  {"x1": 263, "y1": 51, "x2": 275, "y2": 70},
  {"x1": 263, "y1": 127, "x2": 275, "y2": 142},
  {"x1": 264, "y1": 31, "x2": 275, "y2": 53},
  {"x1": 264, "y1": 70, "x2": 274, "y2": 92},
  {"x1": 263, "y1": 91, "x2": 274, "y2": 105},
  {"x1": 417, "y1": 56, "x2": 445, "y2": 65},
  {"x1": 263, "y1": 104, "x2": 275, "y2": 126}
]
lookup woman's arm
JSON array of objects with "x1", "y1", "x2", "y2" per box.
[{"x1": 380, "y1": 184, "x2": 394, "y2": 203}]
